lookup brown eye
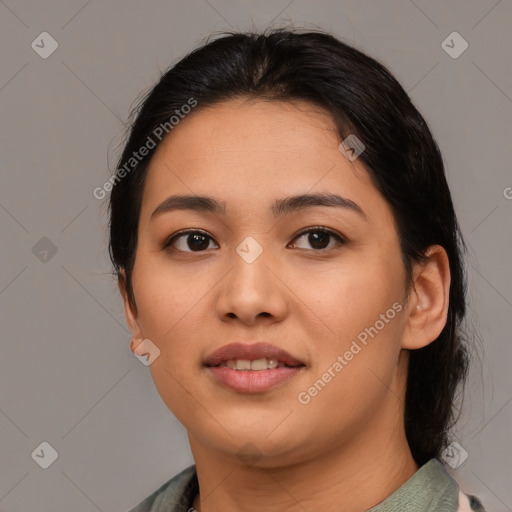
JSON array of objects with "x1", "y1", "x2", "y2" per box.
[
  {"x1": 165, "y1": 230, "x2": 219, "y2": 252},
  {"x1": 290, "y1": 227, "x2": 345, "y2": 251}
]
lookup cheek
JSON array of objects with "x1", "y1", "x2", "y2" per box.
[
  {"x1": 296, "y1": 253, "x2": 404, "y2": 341},
  {"x1": 292, "y1": 253, "x2": 406, "y2": 405},
  {"x1": 132, "y1": 274, "x2": 178, "y2": 338},
  {"x1": 294, "y1": 287, "x2": 405, "y2": 436},
  {"x1": 131, "y1": 257, "x2": 219, "y2": 364},
  {"x1": 133, "y1": 265, "x2": 209, "y2": 423}
]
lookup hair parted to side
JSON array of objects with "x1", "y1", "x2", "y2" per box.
[{"x1": 108, "y1": 28, "x2": 469, "y2": 466}]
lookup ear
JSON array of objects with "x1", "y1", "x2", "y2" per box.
[
  {"x1": 401, "y1": 245, "x2": 451, "y2": 350},
  {"x1": 118, "y1": 269, "x2": 143, "y2": 341}
]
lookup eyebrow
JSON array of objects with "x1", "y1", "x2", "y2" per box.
[{"x1": 150, "y1": 192, "x2": 367, "y2": 221}]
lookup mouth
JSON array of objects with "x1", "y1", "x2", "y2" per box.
[
  {"x1": 204, "y1": 341, "x2": 305, "y2": 368},
  {"x1": 212, "y1": 358, "x2": 302, "y2": 370},
  {"x1": 204, "y1": 342, "x2": 306, "y2": 393}
]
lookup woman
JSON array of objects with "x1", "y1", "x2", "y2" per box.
[{"x1": 108, "y1": 29, "x2": 486, "y2": 511}]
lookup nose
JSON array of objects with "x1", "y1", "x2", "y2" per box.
[{"x1": 215, "y1": 248, "x2": 288, "y2": 326}]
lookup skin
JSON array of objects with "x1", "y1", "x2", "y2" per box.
[{"x1": 119, "y1": 98, "x2": 451, "y2": 512}]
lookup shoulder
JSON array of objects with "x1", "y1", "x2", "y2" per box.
[
  {"x1": 127, "y1": 465, "x2": 198, "y2": 512},
  {"x1": 367, "y1": 458, "x2": 487, "y2": 512}
]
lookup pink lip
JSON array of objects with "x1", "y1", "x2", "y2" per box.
[
  {"x1": 207, "y1": 366, "x2": 304, "y2": 393},
  {"x1": 204, "y1": 342, "x2": 306, "y2": 393}
]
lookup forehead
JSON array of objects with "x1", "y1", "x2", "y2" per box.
[
  {"x1": 150, "y1": 98, "x2": 343, "y2": 166},
  {"x1": 141, "y1": 98, "x2": 389, "y2": 225}
]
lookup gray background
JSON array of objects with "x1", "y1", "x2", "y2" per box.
[{"x1": 0, "y1": 1, "x2": 511, "y2": 511}]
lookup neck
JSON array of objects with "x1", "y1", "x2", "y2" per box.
[{"x1": 189, "y1": 409, "x2": 418, "y2": 511}]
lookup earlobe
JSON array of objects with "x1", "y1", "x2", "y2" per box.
[
  {"x1": 118, "y1": 269, "x2": 143, "y2": 340},
  {"x1": 401, "y1": 245, "x2": 451, "y2": 350}
]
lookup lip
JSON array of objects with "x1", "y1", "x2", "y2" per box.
[{"x1": 204, "y1": 342, "x2": 306, "y2": 393}]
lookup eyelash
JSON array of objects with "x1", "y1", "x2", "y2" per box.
[{"x1": 163, "y1": 226, "x2": 346, "y2": 253}]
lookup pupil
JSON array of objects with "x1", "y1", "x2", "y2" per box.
[
  {"x1": 309, "y1": 231, "x2": 329, "y2": 249},
  {"x1": 188, "y1": 233, "x2": 209, "y2": 251}
]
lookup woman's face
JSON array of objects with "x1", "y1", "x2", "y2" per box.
[{"x1": 123, "y1": 98, "x2": 413, "y2": 466}]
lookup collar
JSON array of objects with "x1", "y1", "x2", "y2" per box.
[
  {"x1": 367, "y1": 458, "x2": 459, "y2": 511},
  {"x1": 130, "y1": 459, "x2": 462, "y2": 511}
]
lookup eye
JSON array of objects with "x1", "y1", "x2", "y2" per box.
[
  {"x1": 288, "y1": 226, "x2": 346, "y2": 251},
  {"x1": 164, "y1": 230, "x2": 219, "y2": 252}
]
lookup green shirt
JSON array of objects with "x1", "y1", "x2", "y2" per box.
[{"x1": 128, "y1": 458, "x2": 486, "y2": 511}]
